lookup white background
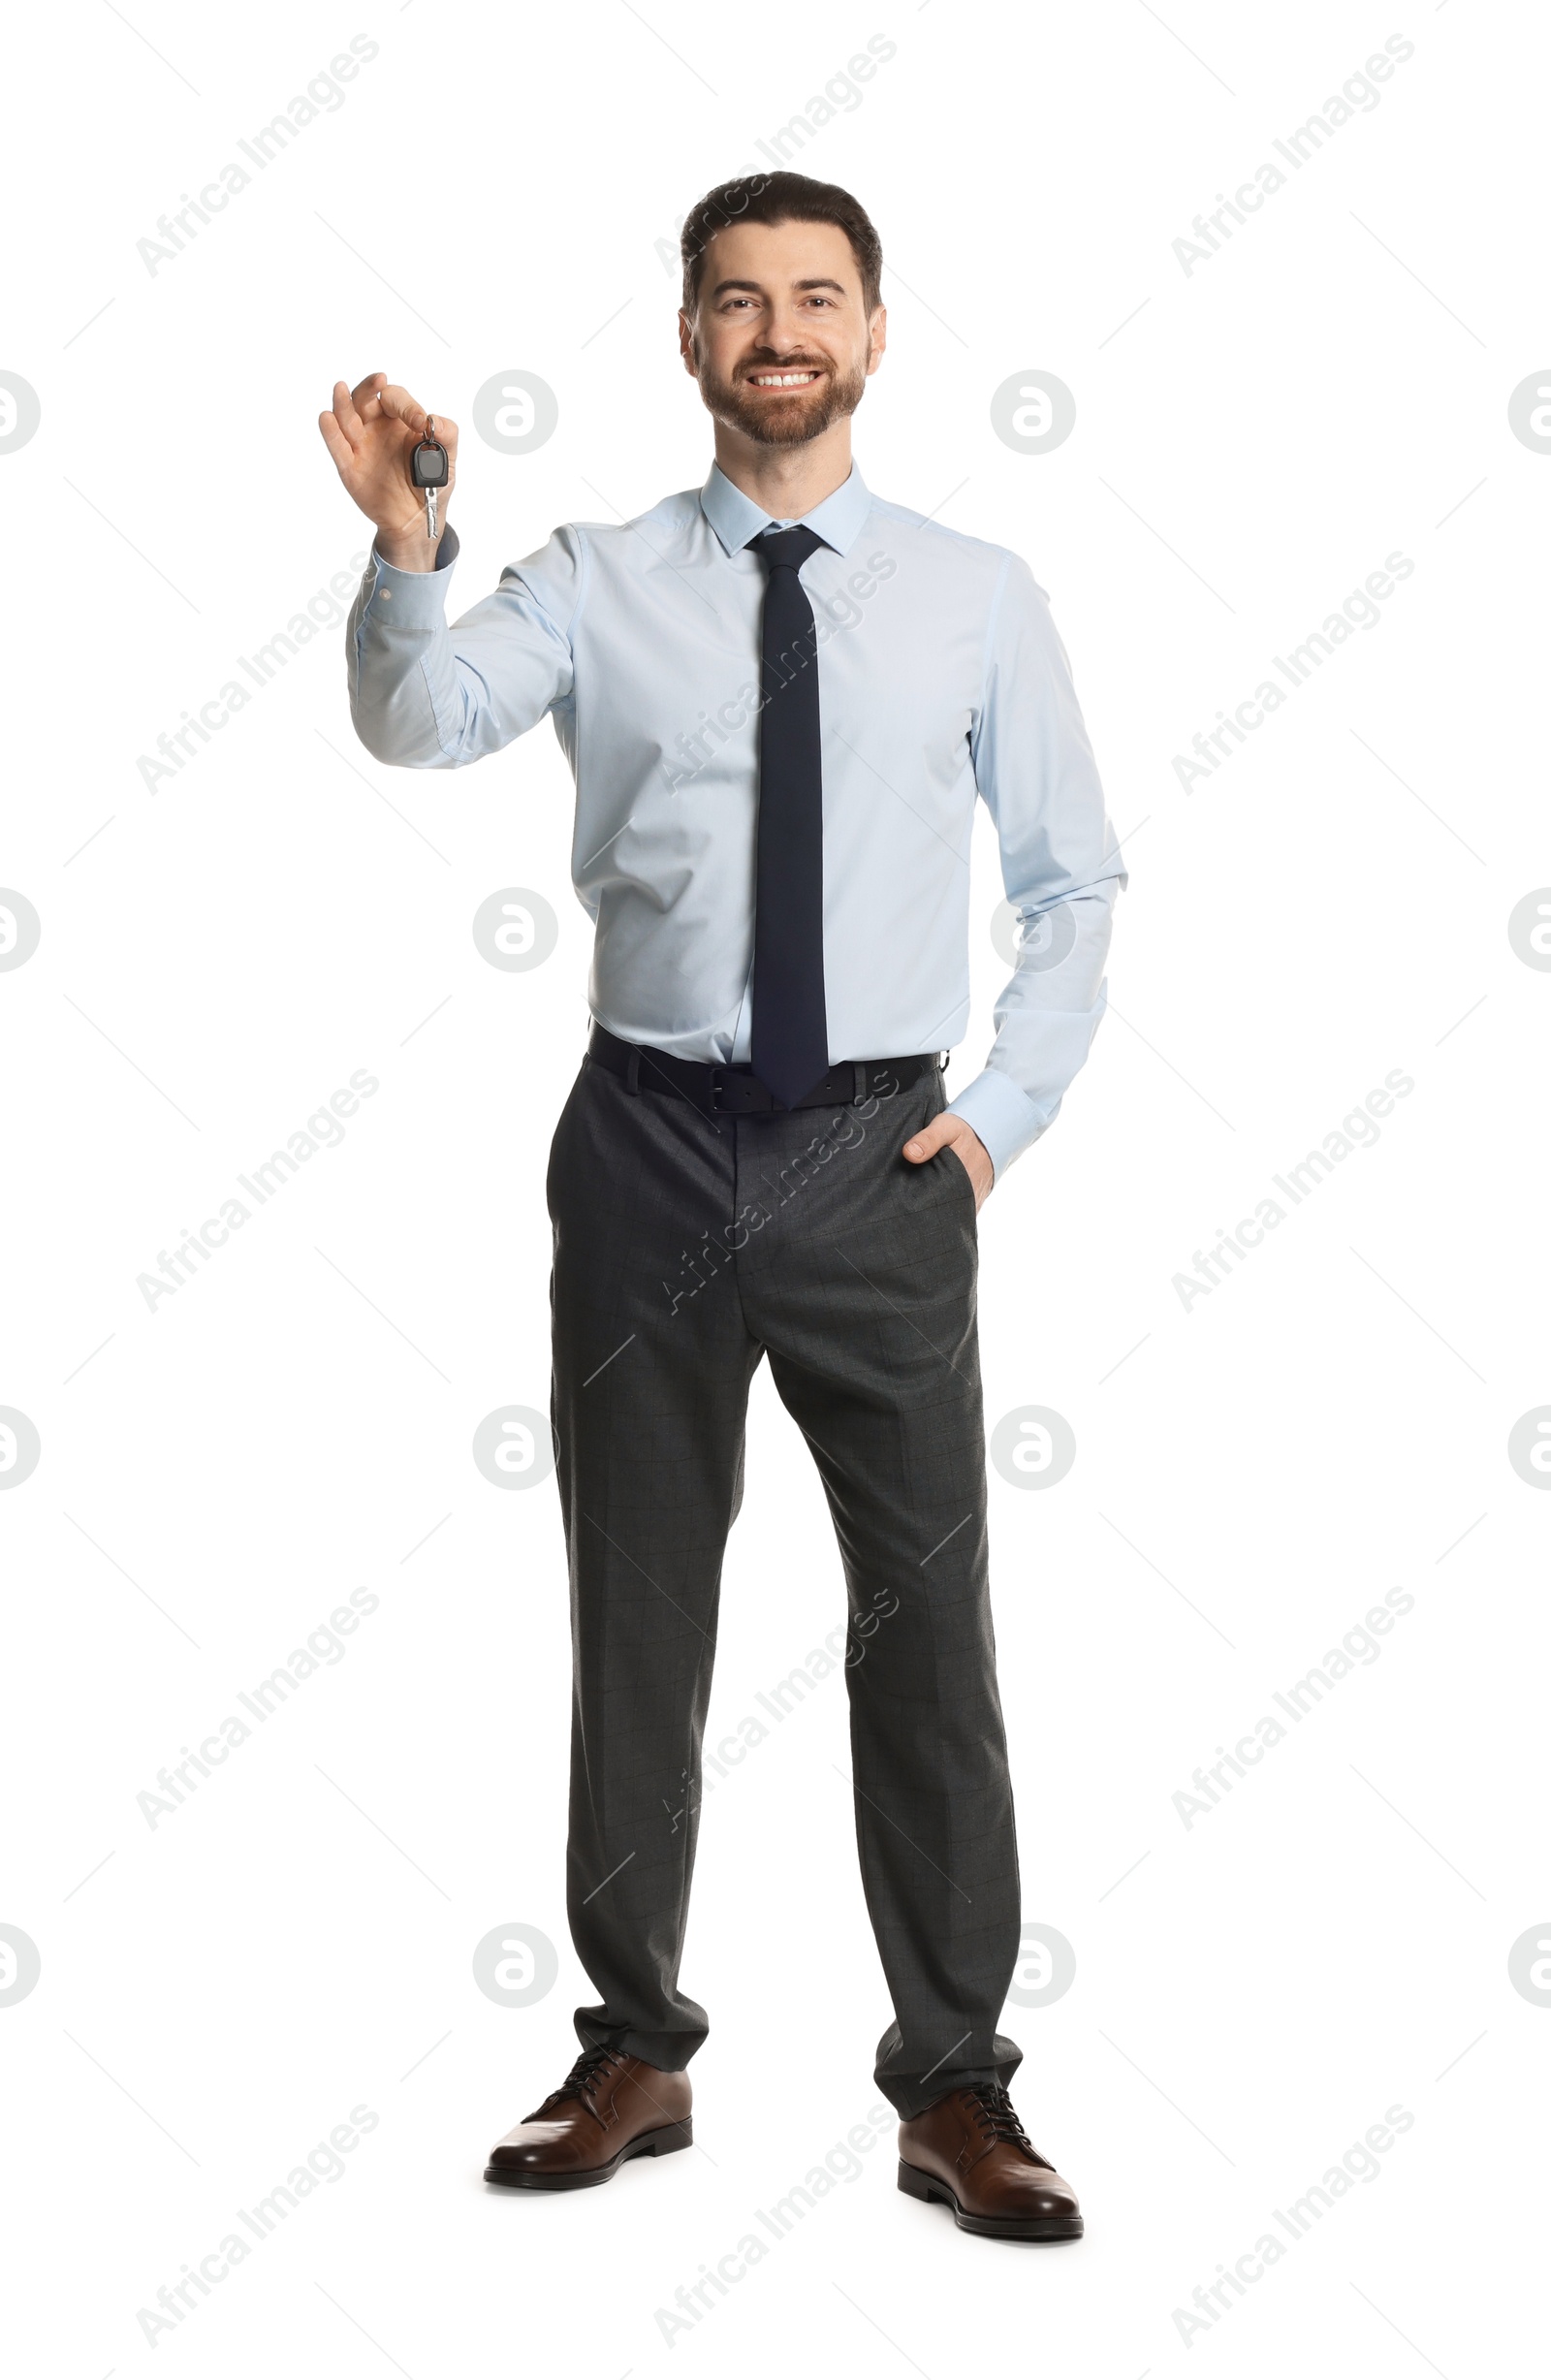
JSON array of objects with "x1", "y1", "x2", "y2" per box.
[{"x1": 3, "y1": 1, "x2": 1548, "y2": 2371}]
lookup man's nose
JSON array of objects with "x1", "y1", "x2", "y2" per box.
[{"x1": 759, "y1": 311, "x2": 817, "y2": 353}]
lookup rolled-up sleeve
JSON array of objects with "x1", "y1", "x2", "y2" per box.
[
  {"x1": 345, "y1": 522, "x2": 583, "y2": 769},
  {"x1": 944, "y1": 555, "x2": 1126, "y2": 1182}
]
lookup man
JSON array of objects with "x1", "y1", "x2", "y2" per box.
[{"x1": 320, "y1": 171, "x2": 1124, "y2": 2241}]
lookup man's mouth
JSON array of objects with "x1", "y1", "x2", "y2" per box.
[{"x1": 744, "y1": 368, "x2": 825, "y2": 389}]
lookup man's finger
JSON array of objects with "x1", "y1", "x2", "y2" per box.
[
  {"x1": 375, "y1": 383, "x2": 428, "y2": 432},
  {"x1": 332, "y1": 377, "x2": 371, "y2": 449},
  {"x1": 317, "y1": 410, "x2": 355, "y2": 474},
  {"x1": 902, "y1": 1114, "x2": 953, "y2": 1161},
  {"x1": 347, "y1": 369, "x2": 388, "y2": 422}
]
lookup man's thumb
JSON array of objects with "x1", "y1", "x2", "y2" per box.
[{"x1": 902, "y1": 1119, "x2": 946, "y2": 1162}]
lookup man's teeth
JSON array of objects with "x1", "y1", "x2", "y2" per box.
[{"x1": 750, "y1": 371, "x2": 819, "y2": 386}]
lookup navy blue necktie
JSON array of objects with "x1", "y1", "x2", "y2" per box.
[{"x1": 750, "y1": 524, "x2": 829, "y2": 1109}]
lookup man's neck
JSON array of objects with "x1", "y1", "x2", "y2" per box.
[{"x1": 711, "y1": 420, "x2": 854, "y2": 524}]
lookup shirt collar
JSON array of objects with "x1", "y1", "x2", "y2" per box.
[{"x1": 699, "y1": 459, "x2": 871, "y2": 559}]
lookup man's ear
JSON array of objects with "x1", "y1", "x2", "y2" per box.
[
  {"x1": 865, "y1": 304, "x2": 888, "y2": 376},
  {"x1": 678, "y1": 309, "x2": 698, "y2": 376}
]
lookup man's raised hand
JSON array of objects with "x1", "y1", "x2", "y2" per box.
[{"x1": 317, "y1": 372, "x2": 459, "y2": 569}]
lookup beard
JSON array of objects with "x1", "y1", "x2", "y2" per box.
[{"x1": 697, "y1": 350, "x2": 869, "y2": 447}]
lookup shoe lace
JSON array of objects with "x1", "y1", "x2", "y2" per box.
[
  {"x1": 965, "y1": 2082, "x2": 1040, "y2": 2160},
  {"x1": 526, "y1": 2045, "x2": 625, "y2": 2122}
]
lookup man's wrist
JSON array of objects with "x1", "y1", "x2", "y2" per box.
[{"x1": 373, "y1": 521, "x2": 448, "y2": 573}]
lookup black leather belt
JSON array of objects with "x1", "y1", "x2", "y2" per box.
[{"x1": 587, "y1": 1023, "x2": 942, "y2": 1119}]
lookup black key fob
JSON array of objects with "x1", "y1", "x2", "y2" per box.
[{"x1": 410, "y1": 434, "x2": 449, "y2": 489}]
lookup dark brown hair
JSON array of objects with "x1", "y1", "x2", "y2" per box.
[{"x1": 680, "y1": 173, "x2": 883, "y2": 318}]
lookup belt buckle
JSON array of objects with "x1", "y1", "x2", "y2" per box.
[{"x1": 709, "y1": 1065, "x2": 770, "y2": 1115}]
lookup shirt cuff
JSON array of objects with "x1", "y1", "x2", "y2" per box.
[
  {"x1": 364, "y1": 523, "x2": 461, "y2": 621},
  {"x1": 945, "y1": 1067, "x2": 1046, "y2": 1186}
]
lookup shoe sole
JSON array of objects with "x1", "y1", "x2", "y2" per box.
[
  {"x1": 897, "y1": 2157, "x2": 1083, "y2": 2239},
  {"x1": 484, "y1": 2118, "x2": 693, "y2": 2190}
]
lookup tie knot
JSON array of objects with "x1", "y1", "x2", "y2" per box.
[{"x1": 752, "y1": 524, "x2": 824, "y2": 573}]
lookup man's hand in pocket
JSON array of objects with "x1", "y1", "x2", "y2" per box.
[{"x1": 902, "y1": 1113, "x2": 993, "y2": 1213}]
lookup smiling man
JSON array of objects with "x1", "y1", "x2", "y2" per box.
[{"x1": 322, "y1": 170, "x2": 1124, "y2": 2241}]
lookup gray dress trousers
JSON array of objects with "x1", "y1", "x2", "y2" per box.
[{"x1": 547, "y1": 1046, "x2": 1024, "y2": 2119}]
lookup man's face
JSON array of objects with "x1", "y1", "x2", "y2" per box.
[{"x1": 680, "y1": 216, "x2": 885, "y2": 447}]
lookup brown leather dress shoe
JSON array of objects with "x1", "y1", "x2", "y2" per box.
[
  {"x1": 898, "y1": 2083, "x2": 1083, "y2": 2239},
  {"x1": 484, "y1": 2047, "x2": 692, "y2": 2190}
]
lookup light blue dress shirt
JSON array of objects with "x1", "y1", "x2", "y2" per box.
[{"x1": 346, "y1": 460, "x2": 1125, "y2": 1180}]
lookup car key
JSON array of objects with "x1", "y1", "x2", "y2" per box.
[{"x1": 410, "y1": 416, "x2": 449, "y2": 540}]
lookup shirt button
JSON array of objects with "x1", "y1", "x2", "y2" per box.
[{"x1": 380, "y1": 587, "x2": 392, "y2": 600}]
